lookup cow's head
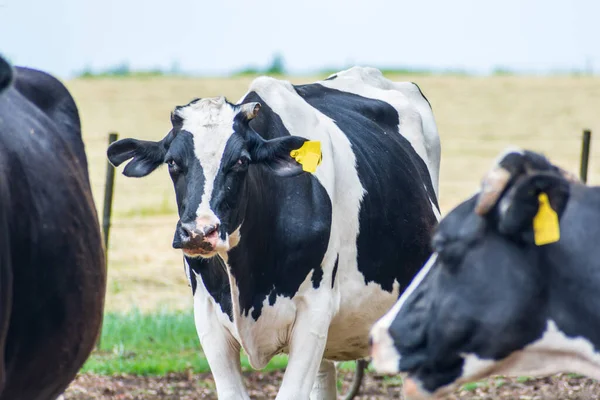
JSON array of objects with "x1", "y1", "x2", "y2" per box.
[
  {"x1": 107, "y1": 97, "x2": 312, "y2": 258},
  {"x1": 369, "y1": 148, "x2": 579, "y2": 399}
]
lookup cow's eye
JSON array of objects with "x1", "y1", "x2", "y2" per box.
[
  {"x1": 236, "y1": 156, "x2": 250, "y2": 169},
  {"x1": 166, "y1": 158, "x2": 180, "y2": 171}
]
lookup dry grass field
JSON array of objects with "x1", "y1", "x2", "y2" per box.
[{"x1": 64, "y1": 73, "x2": 600, "y2": 313}]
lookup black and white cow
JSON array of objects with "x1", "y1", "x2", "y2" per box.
[
  {"x1": 107, "y1": 67, "x2": 441, "y2": 399},
  {"x1": 0, "y1": 55, "x2": 106, "y2": 399},
  {"x1": 370, "y1": 148, "x2": 599, "y2": 399}
]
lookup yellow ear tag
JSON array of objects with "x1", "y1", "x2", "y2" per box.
[
  {"x1": 533, "y1": 192, "x2": 560, "y2": 246},
  {"x1": 289, "y1": 141, "x2": 322, "y2": 173}
]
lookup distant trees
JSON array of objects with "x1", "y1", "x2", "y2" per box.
[
  {"x1": 77, "y1": 62, "x2": 165, "y2": 78},
  {"x1": 233, "y1": 52, "x2": 286, "y2": 77},
  {"x1": 77, "y1": 53, "x2": 287, "y2": 78},
  {"x1": 265, "y1": 53, "x2": 285, "y2": 75}
]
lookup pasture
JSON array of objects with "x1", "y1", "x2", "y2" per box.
[{"x1": 63, "y1": 73, "x2": 599, "y2": 399}]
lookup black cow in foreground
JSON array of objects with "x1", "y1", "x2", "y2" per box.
[
  {"x1": 108, "y1": 67, "x2": 441, "y2": 399},
  {"x1": 370, "y1": 148, "x2": 598, "y2": 399},
  {"x1": 0, "y1": 55, "x2": 106, "y2": 400}
]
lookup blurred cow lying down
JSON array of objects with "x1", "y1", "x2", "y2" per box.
[{"x1": 370, "y1": 148, "x2": 599, "y2": 399}]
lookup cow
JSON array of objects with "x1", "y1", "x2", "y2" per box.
[
  {"x1": 0, "y1": 55, "x2": 106, "y2": 399},
  {"x1": 107, "y1": 66, "x2": 441, "y2": 399},
  {"x1": 369, "y1": 148, "x2": 597, "y2": 399}
]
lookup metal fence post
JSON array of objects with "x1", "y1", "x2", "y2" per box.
[{"x1": 580, "y1": 129, "x2": 592, "y2": 183}]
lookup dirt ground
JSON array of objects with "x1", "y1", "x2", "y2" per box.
[{"x1": 64, "y1": 371, "x2": 600, "y2": 399}]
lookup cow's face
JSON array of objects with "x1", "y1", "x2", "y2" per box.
[
  {"x1": 369, "y1": 149, "x2": 575, "y2": 399},
  {"x1": 107, "y1": 97, "x2": 310, "y2": 258}
]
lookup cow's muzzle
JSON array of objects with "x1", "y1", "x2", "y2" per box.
[{"x1": 173, "y1": 221, "x2": 220, "y2": 257}]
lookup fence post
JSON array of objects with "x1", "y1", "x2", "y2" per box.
[
  {"x1": 103, "y1": 132, "x2": 119, "y2": 252},
  {"x1": 98, "y1": 132, "x2": 118, "y2": 349},
  {"x1": 580, "y1": 129, "x2": 592, "y2": 183}
]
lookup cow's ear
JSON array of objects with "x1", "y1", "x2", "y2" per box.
[
  {"x1": 249, "y1": 134, "x2": 322, "y2": 177},
  {"x1": 495, "y1": 172, "x2": 570, "y2": 245},
  {"x1": 235, "y1": 106, "x2": 322, "y2": 177},
  {"x1": 107, "y1": 136, "x2": 169, "y2": 178}
]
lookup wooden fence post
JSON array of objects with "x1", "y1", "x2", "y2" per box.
[
  {"x1": 580, "y1": 129, "x2": 592, "y2": 183},
  {"x1": 97, "y1": 132, "x2": 118, "y2": 349}
]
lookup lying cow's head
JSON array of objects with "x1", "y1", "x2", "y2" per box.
[
  {"x1": 369, "y1": 148, "x2": 580, "y2": 399},
  {"x1": 107, "y1": 97, "x2": 311, "y2": 258}
]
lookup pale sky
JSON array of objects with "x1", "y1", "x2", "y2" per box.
[{"x1": 0, "y1": 0, "x2": 597, "y2": 78}]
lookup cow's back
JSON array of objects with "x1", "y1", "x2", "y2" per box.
[
  {"x1": 12, "y1": 67, "x2": 89, "y2": 175},
  {"x1": 293, "y1": 81, "x2": 439, "y2": 291},
  {"x1": 0, "y1": 66, "x2": 105, "y2": 400}
]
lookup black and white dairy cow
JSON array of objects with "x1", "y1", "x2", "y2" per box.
[
  {"x1": 370, "y1": 148, "x2": 599, "y2": 399},
  {"x1": 108, "y1": 67, "x2": 441, "y2": 399},
  {"x1": 0, "y1": 55, "x2": 106, "y2": 399}
]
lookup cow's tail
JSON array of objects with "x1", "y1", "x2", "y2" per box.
[
  {"x1": 343, "y1": 359, "x2": 367, "y2": 400},
  {"x1": 0, "y1": 55, "x2": 13, "y2": 94},
  {"x1": 0, "y1": 171, "x2": 12, "y2": 395}
]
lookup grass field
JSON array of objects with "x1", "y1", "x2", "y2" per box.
[
  {"x1": 65, "y1": 73, "x2": 600, "y2": 314},
  {"x1": 84, "y1": 310, "x2": 293, "y2": 375}
]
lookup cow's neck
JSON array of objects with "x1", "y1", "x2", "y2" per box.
[
  {"x1": 546, "y1": 257, "x2": 600, "y2": 349},
  {"x1": 225, "y1": 164, "x2": 332, "y2": 321}
]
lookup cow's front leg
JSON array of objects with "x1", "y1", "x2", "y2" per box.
[
  {"x1": 276, "y1": 303, "x2": 334, "y2": 400},
  {"x1": 309, "y1": 359, "x2": 337, "y2": 400},
  {"x1": 192, "y1": 274, "x2": 249, "y2": 399}
]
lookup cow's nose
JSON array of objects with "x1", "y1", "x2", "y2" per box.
[
  {"x1": 180, "y1": 222, "x2": 203, "y2": 243},
  {"x1": 202, "y1": 224, "x2": 219, "y2": 238},
  {"x1": 176, "y1": 222, "x2": 220, "y2": 254}
]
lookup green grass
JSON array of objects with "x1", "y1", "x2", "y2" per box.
[
  {"x1": 83, "y1": 310, "x2": 289, "y2": 375},
  {"x1": 116, "y1": 194, "x2": 176, "y2": 218},
  {"x1": 461, "y1": 381, "x2": 487, "y2": 392}
]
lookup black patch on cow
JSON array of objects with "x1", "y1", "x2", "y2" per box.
[
  {"x1": 0, "y1": 65, "x2": 105, "y2": 399},
  {"x1": 185, "y1": 258, "x2": 198, "y2": 295},
  {"x1": 166, "y1": 131, "x2": 207, "y2": 227},
  {"x1": 331, "y1": 255, "x2": 339, "y2": 288},
  {"x1": 12, "y1": 67, "x2": 87, "y2": 173},
  {"x1": 411, "y1": 82, "x2": 432, "y2": 110},
  {"x1": 311, "y1": 265, "x2": 324, "y2": 289},
  {"x1": 186, "y1": 256, "x2": 233, "y2": 320},
  {"x1": 294, "y1": 84, "x2": 438, "y2": 293},
  {"x1": 268, "y1": 288, "x2": 277, "y2": 306},
  {"x1": 225, "y1": 92, "x2": 333, "y2": 320}
]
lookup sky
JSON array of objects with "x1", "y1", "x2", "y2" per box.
[{"x1": 0, "y1": 0, "x2": 598, "y2": 79}]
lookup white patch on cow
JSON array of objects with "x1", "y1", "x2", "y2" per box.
[
  {"x1": 431, "y1": 199, "x2": 441, "y2": 221},
  {"x1": 318, "y1": 67, "x2": 441, "y2": 198},
  {"x1": 310, "y1": 360, "x2": 337, "y2": 400},
  {"x1": 425, "y1": 184, "x2": 441, "y2": 221},
  {"x1": 183, "y1": 256, "x2": 192, "y2": 286},
  {"x1": 228, "y1": 224, "x2": 242, "y2": 250},
  {"x1": 370, "y1": 254, "x2": 438, "y2": 374},
  {"x1": 458, "y1": 320, "x2": 600, "y2": 384},
  {"x1": 175, "y1": 97, "x2": 235, "y2": 247}
]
